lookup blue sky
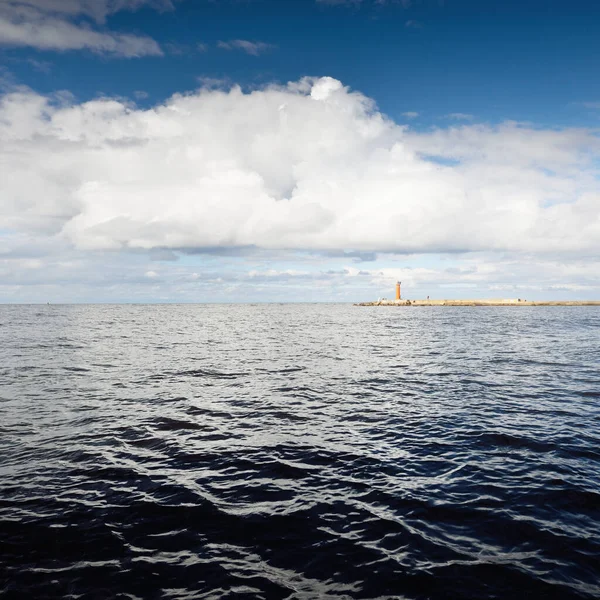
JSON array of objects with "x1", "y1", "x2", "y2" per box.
[
  {"x1": 8, "y1": 0, "x2": 600, "y2": 127},
  {"x1": 1, "y1": 0, "x2": 599, "y2": 302}
]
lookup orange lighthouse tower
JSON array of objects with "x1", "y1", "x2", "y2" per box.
[{"x1": 396, "y1": 281, "x2": 401, "y2": 300}]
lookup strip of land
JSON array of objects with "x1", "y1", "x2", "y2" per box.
[{"x1": 356, "y1": 299, "x2": 600, "y2": 306}]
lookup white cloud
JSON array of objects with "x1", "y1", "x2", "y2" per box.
[
  {"x1": 316, "y1": 0, "x2": 411, "y2": 6},
  {"x1": 445, "y1": 112, "x2": 474, "y2": 121},
  {"x1": 24, "y1": 57, "x2": 52, "y2": 72},
  {"x1": 402, "y1": 111, "x2": 419, "y2": 119},
  {"x1": 196, "y1": 76, "x2": 232, "y2": 89},
  {"x1": 0, "y1": 0, "x2": 165, "y2": 56},
  {"x1": 0, "y1": 76, "x2": 599, "y2": 267},
  {"x1": 217, "y1": 39, "x2": 275, "y2": 56},
  {"x1": 4, "y1": 239, "x2": 599, "y2": 302},
  {"x1": 2, "y1": 1, "x2": 175, "y2": 23},
  {"x1": 316, "y1": 0, "x2": 362, "y2": 5}
]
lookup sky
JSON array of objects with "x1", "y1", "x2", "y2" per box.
[{"x1": 1, "y1": 0, "x2": 599, "y2": 303}]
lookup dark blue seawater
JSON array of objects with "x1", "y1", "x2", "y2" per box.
[{"x1": 1, "y1": 304, "x2": 599, "y2": 600}]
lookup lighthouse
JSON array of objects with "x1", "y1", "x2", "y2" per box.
[{"x1": 395, "y1": 281, "x2": 401, "y2": 301}]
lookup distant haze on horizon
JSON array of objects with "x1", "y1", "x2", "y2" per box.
[{"x1": 1, "y1": 0, "x2": 599, "y2": 303}]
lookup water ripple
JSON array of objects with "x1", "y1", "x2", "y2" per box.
[{"x1": 1, "y1": 304, "x2": 599, "y2": 599}]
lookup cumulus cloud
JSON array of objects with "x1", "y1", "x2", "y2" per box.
[
  {"x1": 217, "y1": 39, "x2": 275, "y2": 56},
  {"x1": 0, "y1": 0, "x2": 165, "y2": 56},
  {"x1": 0, "y1": 76, "x2": 599, "y2": 264}
]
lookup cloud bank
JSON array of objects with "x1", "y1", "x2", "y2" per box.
[
  {"x1": 0, "y1": 0, "x2": 166, "y2": 56},
  {"x1": 1, "y1": 76, "x2": 599, "y2": 261}
]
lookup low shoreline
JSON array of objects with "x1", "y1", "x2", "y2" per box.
[{"x1": 356, "y1": 299, "x2": 600, "y2": 307}]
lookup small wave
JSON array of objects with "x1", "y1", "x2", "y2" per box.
[{"x1": 1, "y1": 303, "x2": 599, "y2": 599}]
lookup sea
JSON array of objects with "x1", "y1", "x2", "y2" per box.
[{"x1": 1, "y1": 303, "x2": 599, "y2": 599}]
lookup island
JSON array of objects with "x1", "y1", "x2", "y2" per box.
[
  {"x1": 356, "y1": 282, "x2": 600, "y2": 306},
  {"x1": 356, "y1": 299, "x2": 600, "y2": 306}
]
